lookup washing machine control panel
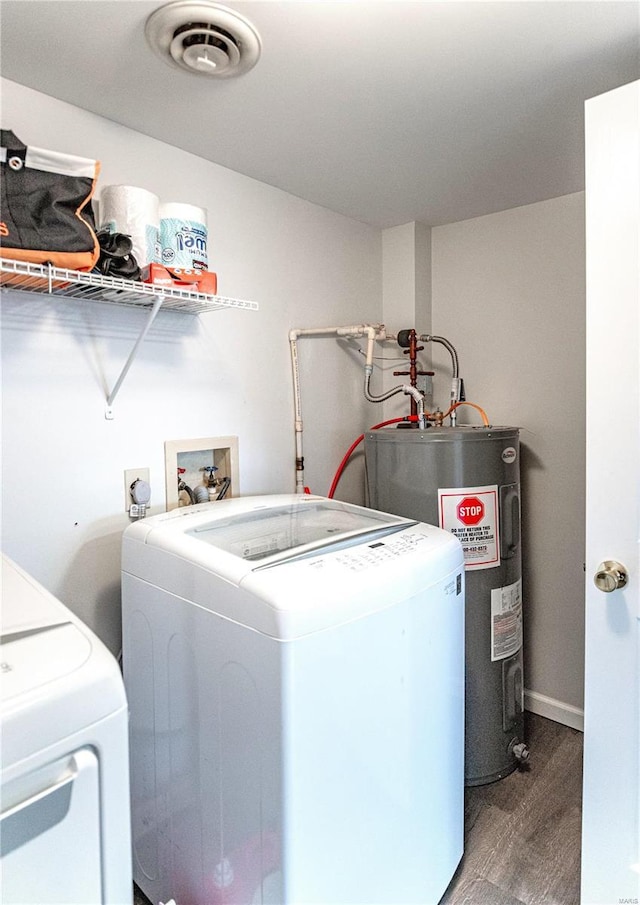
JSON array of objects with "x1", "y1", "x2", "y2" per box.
[{"x1": 323, "y1": 531, "x2": 429, "y2": 573}]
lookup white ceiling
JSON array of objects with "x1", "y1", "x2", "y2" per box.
[{"x1": 1, "y1": 0, "x2": 639, "y2": 227}]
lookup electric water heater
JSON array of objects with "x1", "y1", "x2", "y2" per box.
[{"x1": 365, "y1": 425, "x2": 526, "y2": 786}]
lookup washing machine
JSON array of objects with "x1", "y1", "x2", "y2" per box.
[
  {"x1": 122, "y1": 494, "x2": 465, "y2": 905},
  {"x1": 0, "y1": 554, "x2": 132, "y2": 905}
]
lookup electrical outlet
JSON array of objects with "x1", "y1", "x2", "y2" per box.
[{"x1": 124, "y1": 468, "x2": 150, "y2": 511}]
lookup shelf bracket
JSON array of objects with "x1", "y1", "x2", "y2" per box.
[
  {"x1": 0, "y1": 258, "x2": 257, "y2": 420},
  {"x1": 105, "y1": 293, "x2": 165, "y2": 419}
]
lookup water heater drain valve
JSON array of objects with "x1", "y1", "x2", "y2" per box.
[{"x1": 509, "y1": 739, "x2": 531, "y2": 767}]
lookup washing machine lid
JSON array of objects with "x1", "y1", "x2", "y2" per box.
[
  {"x1": 1, "y1": 555, "x2": 128, "y2": 770},
  {"x1": 124, "y1": 495, "x2": 415, "y2": 586},
  {"x1": 2, "y1": 558, "x2": 71, "y2": 641},
  {"x1": 1, "y1": 556, "x2": 93, "y2": 699},
  {"x1": 1, "y1": 556, "x2": 126, "y2": 729},
  {"x1": 185, "y1": 499, "x2": 406, "y2": 561}
]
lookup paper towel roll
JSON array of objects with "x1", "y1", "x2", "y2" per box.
[
  {"x1": 159, "y1": 201, "x2": 208, "y2": 271},
  {"x1": 98, "y1": 185, "x2": 160, "y2": 268}
]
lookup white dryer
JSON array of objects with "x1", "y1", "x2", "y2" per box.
[
  {"x1": 0, "y1": 554, "x2": 132, "y2": 905},
  {"x1": 122, "y1": 494, "x2": 465, "y2": 905}
]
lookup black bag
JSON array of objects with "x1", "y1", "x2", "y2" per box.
[{"x1": 1, "y1": 130, "x2": 100, "y2": 271}]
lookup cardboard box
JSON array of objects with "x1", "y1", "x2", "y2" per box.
[{"x1": 143, "y1": 263, "x2": 218, "y2": 295}]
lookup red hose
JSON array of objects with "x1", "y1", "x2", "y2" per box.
[{"x1": 327, "y1": 416, "x2": 417, "y2": 498}]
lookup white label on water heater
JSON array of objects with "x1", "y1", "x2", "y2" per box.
[
  {"x1": 438, "y1": 484, "x2": 500, "y2": 570},
  {"x1": 490, "y1": 578, "x2": 523, "y2": 661}
]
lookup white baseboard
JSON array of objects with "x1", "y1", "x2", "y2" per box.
[{"x1": 524, "y1": 689, "x2": 584, "y2": 732}]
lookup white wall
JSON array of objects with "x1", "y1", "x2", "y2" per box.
[
  {"x1": 381, "y1": 222, "x2": 432, "y2": 420},
  {"x1": 431, "y1": 193, "x2": 586, "y2": 718},
  {"x1": 0, "y1": 79, "x2": 381, "y2": 652}
]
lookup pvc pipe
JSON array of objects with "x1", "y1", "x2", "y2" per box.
[
  {"x1": 288, "y1": 324, "x2": 387, "y2": 493},
  {"x1": 403, "y1": 385, "x2": 426, "y2": 429},
  {"x1": 288, "y1": 332, "x2": 305, "y2": 493},
  {"x1": 289, "y1": 324, "x2": 386, "y2": 342}
]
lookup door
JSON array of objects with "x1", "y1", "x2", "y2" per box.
[{"x1": 582, "y1": 80, "x2": 640, "y2": 904}]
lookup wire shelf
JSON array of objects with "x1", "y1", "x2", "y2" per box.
[
  {"x1": 1, "y1": 257, "x2": 259, "y2": 414},
  {"x1": 0, "y1": 258, "x2": 259, "y2": 314}
]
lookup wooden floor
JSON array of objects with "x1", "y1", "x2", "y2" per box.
[
  {"x1": 134, "y1": 712, "x2": 583, "y2": 905},
  {"x1": 441, "y1": 712, "x2": 583, "y2": 905}
]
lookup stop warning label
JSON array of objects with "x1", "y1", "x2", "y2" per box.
[
  {"x1": 456, "y1": 496, "x2": 485, "y2": 525},
  {"x1": 438, "y1": 484, "x2": 500, "y2": 570}
]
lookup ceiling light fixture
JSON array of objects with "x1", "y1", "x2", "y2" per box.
[{"x1": 145, "y1": 1, "x2": 262, "y2": 78}]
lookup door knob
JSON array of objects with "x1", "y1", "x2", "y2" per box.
[{"x1": 594, "y1": 560, "x2": 628, "y2": 593}]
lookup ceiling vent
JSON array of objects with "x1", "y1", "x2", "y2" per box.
[{"x1": 145, "y1": 1, "x2": 262, "y2": 78}]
